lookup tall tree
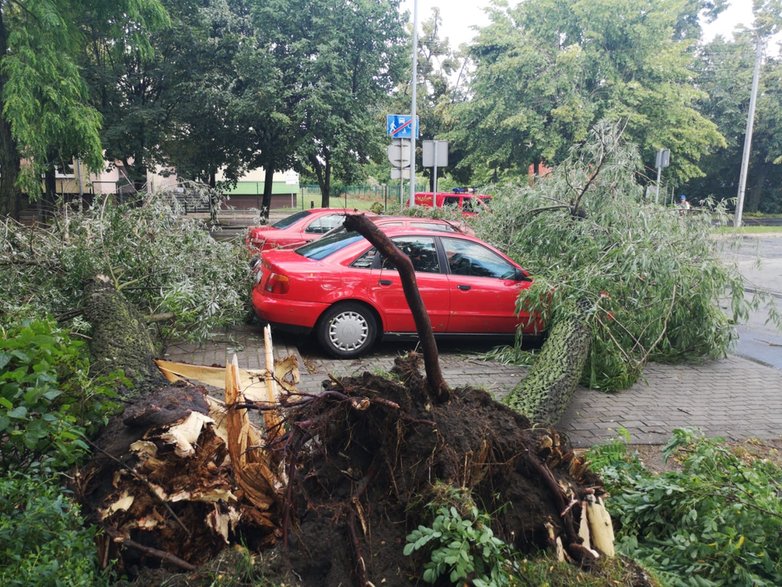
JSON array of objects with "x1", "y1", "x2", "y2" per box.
[
  {"x1": 453, "y1": 0, "x2": 725, "y2": 184},
  {"x1": 292, "y1": 0, "x2": 406, "y2": 205},
  {"x1": 232, "y1": 0, "x2": 310, "y2": 217},
  {"x1": 232, "y1": 0, "x2": 405, "y2": 213},
  {"x1": 156, "y1": 0, "x2": 251, "y2": 188},
  {"x1": 87, "y1": 0, "x2": 261, "y2": 192},
  {"x1": 684, "y1": 1, "x2": 782, "y2": 212},
  {"x1": 684, "y1": 35, "x2": 755, "y2": 205},
  {"x1": 0, "y1": 0, "x2": 168, "y2": 218},
  {"x1": 84, "y1": 1, "x2": 191, "y2": 191}
]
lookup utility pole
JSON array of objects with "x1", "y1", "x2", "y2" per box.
[
  {"x1": 736, "y1": 36, "x2": 764, "y2": 228},
  {"x1": 408, "y1": 0, "x2": 418, "y2": 207}
]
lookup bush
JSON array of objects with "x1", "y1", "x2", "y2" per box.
[
  {"x1": 0, "y1": 316, "x2": 121, "y2": 473},
  {"x1": 0, "y1": 193, "x2": 248, "y2": 342},
  {"x1": 0, "y1": 474, "x2": 108, "y2": 586},
  {"x1": 589, "y1": 429, "x2": 782, "y2": 586}
]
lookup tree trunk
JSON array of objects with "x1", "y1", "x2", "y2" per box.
[
  {"x1": 40, "y1": 165, "x2": 57, "y2": 221},
  {"x1": 308, "y1": 150, "x2": 331, "y2": 207},
  {"x1": 83, "y1": 275, "x2": 164, "y2": 395},
  {"x1": 261, "y1": 165, "x2": 275, "y2": 220},
  {"x1": 343, "y1": 213, "x2": 450, "y2": 403},
  {"x1": 505, "y1": 304, "x2": 591, "y2": 425},
  {"x1": 0, "y1": 12, "x2": 21, "y2": 219}
]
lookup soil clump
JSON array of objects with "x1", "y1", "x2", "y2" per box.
[
  {"x1": 79, "y1": 354, "x2": 614, "y2": 585},
  {"x1": 279, "y1": 353, "x2": 602, "y2": 584}
]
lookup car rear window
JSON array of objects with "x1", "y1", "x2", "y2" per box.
[
  {"x1": 297, "y1": 231, "x2": 364, "y2": 260},
  {"x1": 272, "y1": 210, "x2": 311, "y2": 229}
]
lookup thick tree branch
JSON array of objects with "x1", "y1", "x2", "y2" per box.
[{"x1": 343, "y1": 214, "x2": 450, "y2": 403}]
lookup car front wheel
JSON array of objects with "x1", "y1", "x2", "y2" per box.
[{"x1": 317, "y1": 302, "x2": 378, "y2": 358}]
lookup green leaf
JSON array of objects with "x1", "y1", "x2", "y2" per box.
[
  {"x1": 7, "y1": 406, "x2": 28, "y2": 419},
  {"x1": 42, "y1": 389, "x2": 62, "y2": 401}
]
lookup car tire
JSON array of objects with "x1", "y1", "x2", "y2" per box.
[{"x1": 317, "y1": 302, "x2": 378, "y2": 358}]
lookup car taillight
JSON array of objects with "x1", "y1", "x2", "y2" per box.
[
  {"x1": 246, "y1": 231, "x2": 266, "y2": 250},
  {"x1": 265, "y1": 272, "x2": 289, "y2": 294}
]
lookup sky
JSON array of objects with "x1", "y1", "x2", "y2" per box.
[{"x1": 399, "y1": 0, "x2": 759, "y2": 49}]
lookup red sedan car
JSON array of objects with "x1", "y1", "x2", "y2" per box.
[
  {"x1": 251, "y1": 226, "x2": 542, "y2": 357},
  {"x1": 246, "y1": 208, "x2": 372, "y2": 253},
  {"x1": 246, "y1": 208, "x2": 470, "y2": 253}
]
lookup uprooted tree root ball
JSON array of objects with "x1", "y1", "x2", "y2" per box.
[
  {"x1": 77, "y1": 353, "x2": 640, "y2": 586},
  {"x1": 280, "y1": 353, "x2": 606, "y2": 585}
]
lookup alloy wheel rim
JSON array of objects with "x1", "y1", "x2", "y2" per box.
[{"x1": 328, "y1": 311, "x2": 369, "y2": 352}]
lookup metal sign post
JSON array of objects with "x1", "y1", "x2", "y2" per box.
[{"x1": 423, "y1": 140, "x2": 449, "y2": 195}]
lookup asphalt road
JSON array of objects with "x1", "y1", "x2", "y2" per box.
[{"x1": 723, "y1": 235, "x2": 782, "y2": 369}]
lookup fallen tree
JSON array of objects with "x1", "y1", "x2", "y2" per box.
[
  {"x1": 475, "y1": 121, "x2": 761, "y2": 391},
  {"x1": 505, "y1": 302, "x2": 593, "y2": 426},
  {"x1": 71, "y1": 227, "x2": 641, "y2": 585},
  {"x1": 0, "y1": 193, "x2": 246, "y2": 342}
]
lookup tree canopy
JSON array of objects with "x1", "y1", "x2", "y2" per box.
[
  {"x1": 0, "y1": 0, "x2": 169, "y2": 216},
  {"x1": 450, "y1": 0, "x2": 726, "y2": 184},
  {"x1": 683, "y1": 3, "x2": 782, "y2": 213}
]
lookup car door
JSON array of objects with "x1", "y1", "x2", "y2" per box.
[
  {"x1": 441, "y1": 236, "x2": 532, "y2": 333},
  {"x1": 362, "y1": 235, "x2": 450, "y2": 333}
]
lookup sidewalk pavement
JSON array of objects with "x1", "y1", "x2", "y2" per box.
[{"x1": 164, "y1": 326, "x2": 782, "y2": 449}]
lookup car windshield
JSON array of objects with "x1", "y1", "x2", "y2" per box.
[
  {"x1": 272, "y1": 210, "x2": 311, "y2": 229},
  {"x1": 297, "y1": 231, "x2": 364, "y2": 260}
]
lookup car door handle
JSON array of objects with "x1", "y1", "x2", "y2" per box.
[
  {"x1": 457, "y1": 284, "x2": 471, "y2": 291},
  {"x1": 379, "y1": 279, "x2": 393, "y2": 286}
]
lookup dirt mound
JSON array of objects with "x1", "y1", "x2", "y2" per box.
[
  {"x1": 78, "y1": 354, "x2": 607, "y2": 585},
  {"x1": 282, "y1": 354, "x2": 603, "y2": 585}
]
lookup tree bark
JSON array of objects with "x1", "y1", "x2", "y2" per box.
[
  {"x1": 41, "y1": 165, "x2": 57, "y2": 221},
  {"x1": 261, "y1": 164, "x2": 274, "y2": 220},
  {"x1": 308, "y1": 149, "x2": 331, "y2": 207},
  {"x1": 343, "y1": 214, "x2": 450, "y2": 403},
  {"x1": 83, "y1": 275, "x2": 165, "y2": 395}
]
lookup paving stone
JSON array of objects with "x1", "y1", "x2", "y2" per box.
[{"x1": 164, "y1": 328, "x2": 782, "y2": 447}]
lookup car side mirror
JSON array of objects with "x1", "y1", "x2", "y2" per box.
[{"x1": 516, "y1": 268, "x2": 532, "y2": 282}]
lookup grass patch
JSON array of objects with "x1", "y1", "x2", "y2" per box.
[{"x1": 715, "y1": 225, "x2": 782, "y2": 235}]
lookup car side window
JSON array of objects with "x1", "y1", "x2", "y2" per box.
[
  {"x1": 462, "y1": 198, "x2": 478, "y2": 213},
  {"x1": 351, "y1": 247, "x2": 379, "y2": 269},
  {"x1": 379, "y1": 236, "x2": 440, "y2": 274},
  {"x1": 442, "y1": 196, "x2": 460, "y2": 208},
  {"x1": 418, "y1": 222, "x2": 455, "y2": 232},
  {"x1": 305, "y1": 214, "x2": 345, "y2": 234},
  {"x1": 442, "y1": 237, "x2": 516, "y2": 279}
]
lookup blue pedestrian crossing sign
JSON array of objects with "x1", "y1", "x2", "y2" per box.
[{"x1": 386, "y1": 114, "x2": 419, "y2": 139}]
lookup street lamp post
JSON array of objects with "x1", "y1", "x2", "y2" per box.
[
  {"x1": 736, "y1": 37, "x2": 763, "y2": 229},
  {"x1": 408, "y1": 0, "x2": 418, "y2": 207}
]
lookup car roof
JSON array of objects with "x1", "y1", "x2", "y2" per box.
[
  {"x1": 304, "y1": 208, "x2": 376, "y2": 215},
  {"x1": 374, "y1": 215, "x2": 455, "y2": 224}
]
